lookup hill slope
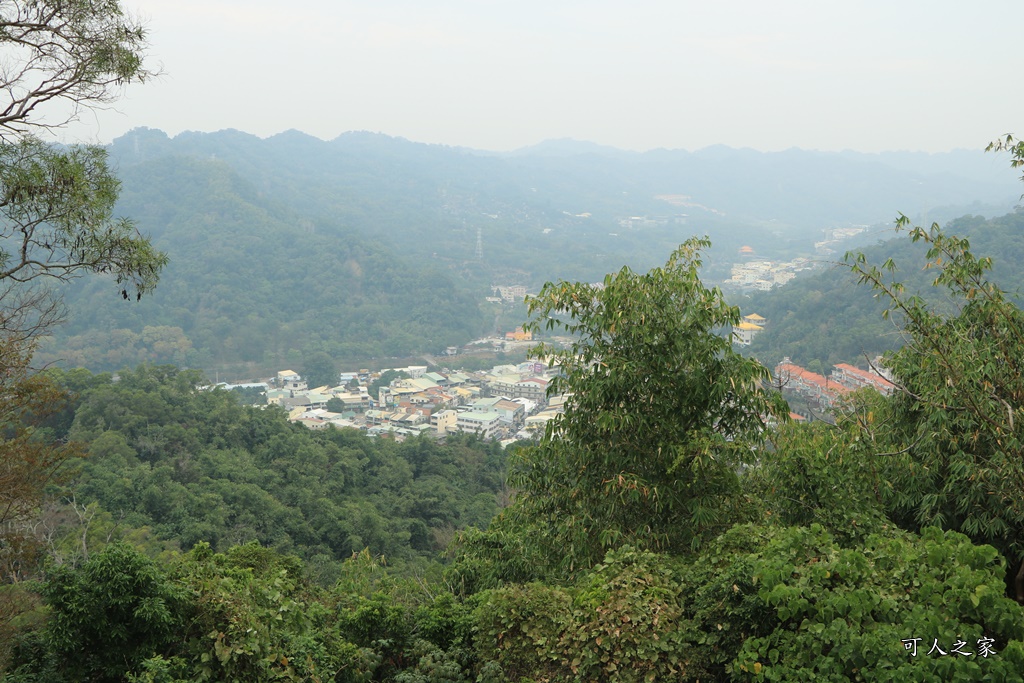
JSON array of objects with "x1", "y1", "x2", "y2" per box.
[{"x1": 37, "y1": 128, "x2": 1023, "y2": 373}]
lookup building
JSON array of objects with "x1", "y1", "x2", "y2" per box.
[
  {"x1": 431, "y1": 409, "x2": 459, "y2": 434},
  {"x1": 515, "y1": 377, "x2": 549, "y2": 402},
  {"x1": 456, "y1": 411, "x2": 503, "y2": 439},
  {"x1": 732, "y1": 321, "x2": 764, "y2": 346},
  {"x1": 831, "y1": 363, "x2": 896, "y2": 396},
  {"x1": 504, "y1": 327, "x2": 533, "y2": 342},
  {"x1": 743, "y1": 313, "x2": 768, "y2": 326},
  {"x1": 492, "y1": 285, "x2": 527, "y2": 303},
  {"x1": 774, "y1": 359, "x2": 852, "y2": 410},
  {"x1": 276, "y1": 370, "x2": 306, "y2": 391}
]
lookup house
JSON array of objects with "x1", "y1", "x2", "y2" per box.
[
  {"x1": 831, "y1": 363, "x2": 896, "y2": 396},
  {"x1": 277, "y1": 370, "x2": 306, "y2": 391},
  {"x1": 732, "y1": 321, "x2": 764, "y2": 346},
  {"x1": 504, "y1": 327, "x2": 533, "y2": 342},
  {"x1": 525, "y1": 406, "x2": 563, "y2": 433},
  {"x1": 493, "y1": 398, "x2": 526, "y2": 426},
  {"x1": 431, "y1": 409, "x2": 459, "y2": 434},
  {"x1": 456, "y1": 411, "x2": 503, "y2": 439},
  {"x1": 424, "y1": 372, "x2": 449, "y2": 385},
  {"x1": 293, "y1": 417, "x2": 328, "y2": 430},
  {"x1": 446, "y1": 372, "x2": 470, "y2": 386},
  {"x1": 405, "y1": 366, "x2": 428, "y2": 379},
  {"x1": 468, "y1": 397, "x2": 504, "y2": 412},
  {"x1": 774, "y1": 359, "x2": 851, "y2": 409},
  {"x1": 743, "y1": 313, "x2": 768, "y2": 326},
  {"x1": 492, "y1": 285, "x2": 527, "y2": 303},
  {"x1": 280, "y1": 395, "x2": 312, "y2": 411},
  {"x1": 515, "y1": 377, "x2": 549, "y2": 402}
]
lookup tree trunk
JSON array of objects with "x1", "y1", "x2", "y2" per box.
[{"x1": 1015, "y1": 557, "x2": 1024, "y2": 604}]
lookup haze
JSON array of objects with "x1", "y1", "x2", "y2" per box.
[{"x1": 60, "y1": 0, "x2": 1024, "y2": 154}]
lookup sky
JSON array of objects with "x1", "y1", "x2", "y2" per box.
[{"x1": 56, "y1": 0, "x2": 1024, "y2": 153}]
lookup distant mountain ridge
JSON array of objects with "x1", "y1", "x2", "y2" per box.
[
  {"x1": 112, "y1": 128, "x2": 1019, "y2": 234},
  {"x1": 35, "y1": 127, "x2": 1023, "y2": 374}
]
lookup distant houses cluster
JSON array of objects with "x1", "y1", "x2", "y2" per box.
[
  {"x1": 726, "y1": 258, "x2": 812, "y2": 292},
  {"x1": 774, "y1": 357, "x2": 895, "y2": 416},
  {"x1": 814, "y1": 226, "x2": 868, "y2": 255},
  {"x1": 491, "y1": 285, "x2": 527, "y2": 303},
  {"x1": 262, "y1": 361, "x2": 563, "y2": 446}
]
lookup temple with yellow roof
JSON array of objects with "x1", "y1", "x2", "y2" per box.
[{"x1": 732, "y1": 313, "x2": 766, "y2": 345}]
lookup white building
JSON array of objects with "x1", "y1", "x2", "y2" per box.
[{"x1": 456, "y1": 411, "x2": 503, "y2": 439}]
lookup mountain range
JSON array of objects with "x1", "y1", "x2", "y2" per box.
[{"x1": 36, "y1": 128, "x2": 1022, "y2": 375}]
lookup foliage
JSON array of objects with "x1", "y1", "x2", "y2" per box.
[
  {"x1": 0, "y1": 341, "x2": 83, "y2": 571},
  {"x1": 748, "y1": 410, "x2": 891, "y2": 545},
  {"x1": 987, "y1": 134, "x2": 1024, "y2": 186},
  {"x1": 54, "y1": 365, "x2": 506, "y2": 575},
  {"x1": 722, "y1": 525, "x2": 1024, "y2": 682},
  {"x1": 10, "y1": 541, "x2": 185, "y2": 682},
  {"x1": 0, "y1": 2, "x2": 166, "y2": 336},
  {"x1": 847, "y1": 221, "x2": 1024, "y2": 600},
  {"x1": 169, "y1": 542, "x2": 357, "y2": 683},
  {"x1": 303, "y1": 351, "x2": 338, "y2": 389},
  {"x1": 0, "y1": 0, "x2": 165, "y2": 656},
  {"x1": 9, "y1": 542, "x2": 378, "y2": 683},
  {"x1": 471, "y1": 525, "x2": 1024, "y2": 683},
  {"x1": 497, "y1": 237, "x2": 785, "y2": 578},
  {"x1": 335, "y1": 591, "x2": 475, "y2": 682},
  {"x1": 0, "y1": 138, "x2": 168, "y2": 312},
  {"x1": 0, "y1": 0, "x2": 154, "y2": 138},
  {"x1": 0, "y1": 339, "x2": 86, "y2": 665}
]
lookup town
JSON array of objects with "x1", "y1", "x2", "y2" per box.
[
  {"x1": 216, "y1": 350, "x2": 563, "y2": 446},
  {"x1": 211, "y1": 313, "x2": 897, "y2": 442}
]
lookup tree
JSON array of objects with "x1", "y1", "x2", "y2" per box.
[
  {"x1": 489, "y1": 237, "x2": 785, "y2": 578},
  {"x1": 301, "y1": 350, "x2": 338, "y2": 389},
  {"x1": 0, "y1": 340, "x2": 83, "y2": 561},
  {"x1": 0, "y1": 0, "x2": 166, "y2": 336},
  {"x1": 847, "y1": 219, "x2": 1024, "y2": 602},
  {"x1": 16, "y1": 541, "x2": 184, "y2": 682},
  {"x1": 0, "y1": 0, "x2": 154, "y2": 139},
  {"x1": 0, "y1": 0, "x2": 164, "y2": 644}
]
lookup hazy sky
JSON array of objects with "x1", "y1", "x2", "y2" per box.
[{"x1": 58, "y1": 0, "x2": 1024, "y2": 153}]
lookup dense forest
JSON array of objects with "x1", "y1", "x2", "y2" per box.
[
  {"x1": 6, "y1": 226, "x2": 1024, "y2": 681},
  {"x1": 33, "y1": 152, "x2": 489, "y2": 373},
  {"x1": 32, "y1": 126, "x2": 1022, "y2": 377},
  {"x1": 743, "y1": 210, "x2": 1024, "y2": 371},
  {"x1": 4, "y1": 2, "x2": 1024, "y2": 680}
]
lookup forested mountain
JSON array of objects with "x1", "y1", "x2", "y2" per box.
[
  {"x1": 36, "y1": 128, "x2": 1021, "y2": 375},
  {"x1": 9, "y1": 235, "x2": 1024, "y2": 682},
  {"x1": 40, "y1": 365, "x2": 508, "y2": 578},
  {"x1": 743, "y1": 210, "x2": 1024, "y2": 370},
  {"x1": 37, "y1": 150, "x2": 488, "y2": 372}
]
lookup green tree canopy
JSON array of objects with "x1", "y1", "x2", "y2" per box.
[
  {"x1": 847, "y1": 221, "x2": 1024, "y2": 601},
  {"x1": 301, "y1": 350, "x2": 338, "y2": 389},
  {"x1": 0, "y1": 0, "x2": 165, "y2": 649},
  {"x1": 484, "y1": 237, "x2": 786, "y2": 579},
  {"x1": 0, "y1": 0, "x2": 166, "y2": 334},
  {"x1": 30, "y1": 542, "x2": 184, "y2": 683}
]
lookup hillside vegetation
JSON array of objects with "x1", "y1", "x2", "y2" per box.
[
  {"x1": 35, "y1": 128, "x2": 1021, "y2": 375},
  {"x1": 7, "y1": 223, "x2": 1024, "y2": 682},
  {"x1": 744, "y1": 210, "x2": 1024, "y2": 370}
]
